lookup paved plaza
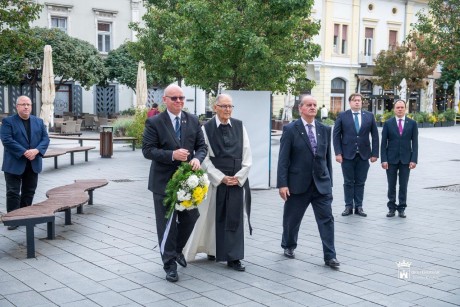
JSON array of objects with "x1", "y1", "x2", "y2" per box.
[{"x1": 0, "y1": 125, "x2": 459, "y2": 306}]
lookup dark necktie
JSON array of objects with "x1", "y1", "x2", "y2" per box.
[
  {"x1": 307, "y1": 124, "x2": 317, "y2": 155},
  {"x1": 398, "y1": 119, "x2": 403, "y2": 135},
  {"x1": 353, "y1": 112, "x2": 360, "y2": 133},
  {"x1": 175, "y1": 116, "x2": 181, "y2": 139}
]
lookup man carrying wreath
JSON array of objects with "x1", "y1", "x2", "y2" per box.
[
  {"x1": 184, "y1": 93, "x2": 252, "y2": 271},
  {"x1": 142, "y1": 84, "x2": 207, "y2": 282}
]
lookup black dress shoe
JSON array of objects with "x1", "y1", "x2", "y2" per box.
[
  {"x1": 166, "y1": 270, "x2": 178, "y2": 282},
  {"x1": 7, "y1": 225, "x2": 18, "y2": 230},
  {"x1": 176, "y1": 253, "x2": 187, "y2": 268},
  {"x1": 354, "y1": 208, "x2": 367, "y2": 217},
  {"x1": 398, "y1": 211, "x2": 406, "y2": 218},
  {"x1": 284, "y1": 248, "x2": 295, "y2": 258},
  {"x1": 207, "y1": 255, "x2": 216, "y2": 261},
  {"x1": 341, "y1": 208, "x2": 353, "y2": 216},
  {"x1": 227, "y1": 260, "x2": 245, "y2": 271},
  {"x1": 386, "y1": 210, "x2": 396, "y2": 217},
  {"x1": 325, "y1": 258, "x2": 340, "y2": 267}
]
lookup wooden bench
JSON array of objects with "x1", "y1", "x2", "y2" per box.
[
  {"x1": 48, "y1": 135, "x2": 137, "y2": 151},
  {"x1": 1, "y1": 179, "x2": 108, "y2": 258},
  {"x1": 44, "y1": 146, "x2": 96, "y2": 169}
]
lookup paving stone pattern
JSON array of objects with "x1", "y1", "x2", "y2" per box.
[{"x1": 0, "y1": 127, "x2": 459, "y2": 306}]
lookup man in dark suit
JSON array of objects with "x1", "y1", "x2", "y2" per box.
[
  {"x1": 1, "y1": 96, "x2": 49, "y2": 230},
  {"x1": 142, "y1": 84, "x2": 207, "y2": 282},
  {"x1": 333, "y1": 93, "x2": 379, "y2": 217},
  {"x1": 277, "y1": 95, "x2": 339, "y2": 268},
  {"x1": 381, "y1": 100, "x2": 418, "y2": 218}
]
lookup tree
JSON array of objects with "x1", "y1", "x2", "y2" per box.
[
  {"x1": 407, "y1": 0, "x2": 460, "y2": 91},
  {"x1": 0, "y1": 28, "x2": 107, "y2": 91},
  {"x1": 0, "y1": 0, "x2": 43, "y2": 58},
  {"x1": 372, "y1": 45, "x2": 434, "y2": 93},
  {"x1": 132, "y1": 0, "x2": 320, "y2": 95},
  {"x1": 105, "y1": 42, "x2": 170, "y2": 91}
]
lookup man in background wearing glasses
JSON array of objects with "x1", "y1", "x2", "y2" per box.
[
  {"x1": 184, "y1": 94, "x2": 252, "y2": 272},
  {"x1": 142, "y1": 84, "x2": 207, "y2": 282},
  {"x1": 1, "y1": 96, "x2": 49, "y2": 230}
]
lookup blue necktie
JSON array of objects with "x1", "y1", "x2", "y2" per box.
[
  {"x1": 175, "y1": 117, "x2": 181, "y2": 139},
  {"x1": 353, "y1": 113, "x2": 360, "y2": 133},
  {"x1": 307, "y1": 124, "x2": 317, "y2": 155}
]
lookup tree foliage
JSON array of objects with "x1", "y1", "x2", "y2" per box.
[
  {"x1": 106, "y1": 42, "x2": 169, "y2": 91},
  {"x1": 0, "y1": 0, "x2": 43, "y2": 57},
  {"x1": 132, "y1": 0, "x2": 320, "y2": 95},
  {"x1": 407, "y1": 0, "x2": 460, "y2": 91},
  {"x1": 373, "y1": 45, "x2": 434, "y2": 92},
  {"x1": 0, "y1": 28, "x2": 107, "y2": 91}
]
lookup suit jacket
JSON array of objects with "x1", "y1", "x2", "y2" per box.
[
  {"x1": 142, "y1": 111, "x2": 207, "y2": 195},
  {"x1": 333, "y1": 109, "x2": 379, "y2": 160},
  {"x1": 381, "y1": 116, "x2": 418, "y2": 164},
  {"x1": 277, "y1": 119, "x2": 333, "y2": 195},
  {"x1": 1, "y1": 114, "x2": 49, "y2": 175}
]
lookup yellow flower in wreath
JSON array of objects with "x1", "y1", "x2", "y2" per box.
[
  {"x1": 192, "y1": 186, "x2": 204, "y2": 203},
  {"x1": 181, "y1": 200, "x2": 193, "y2": 208}
]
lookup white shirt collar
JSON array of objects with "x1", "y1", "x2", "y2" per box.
[
  {"x1": 301, "y1": 117, "x2": 315, "y2": 128},
  {"x1": 215, "y1": 116, "x2": 232, "y2": 127},
  {"x1": 396, "y1": 116, "x2": 405, "y2": 121},
  {"x1": 167, "y1": 110, "x2": 182, "y2": 122}
]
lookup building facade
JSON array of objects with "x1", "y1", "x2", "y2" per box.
[{"x1": 274, "y1": 0, "x2": 432, "y2": 118}]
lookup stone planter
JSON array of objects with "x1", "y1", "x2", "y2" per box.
[
  {"x1": 434, "y1": 122, "x2": 442, "y2": 127},
  {"x1": 416, "y1": 122, "x2": 424, "y2": 128},
  {"x1": 442, "y1": 121, "x2": 455, "y2": 127},
  {"x1": 424, "y1": 123, "x2": 434, "y2": 128}
]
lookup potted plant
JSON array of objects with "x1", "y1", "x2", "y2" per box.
[
  {"x1": 414, "y1": 113, "x2": 424, "y2": 128},
  {"x1": 426, "y1": 114, "x2": 436, "y2": 127},
  {"x1": 375, "y1": 113, "x2": 383, "y2": 127},
  {"x1": 442, "y1": 109, "x2": 456, "y2": 126}
]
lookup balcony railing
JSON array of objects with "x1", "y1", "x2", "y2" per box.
[{"x1": 359, "y1": 53, "x2": 376, "y2": 66}]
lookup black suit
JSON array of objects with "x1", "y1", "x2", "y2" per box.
[
  {"x1": 277, "y1": 119, "x2": 336, "y2": 261},
  {"x1": 142, "y1": 111, "x2": 207, "y2": 272},
  {"x1": 381, "y1": 117, "x2": 418, "y2": 211}
]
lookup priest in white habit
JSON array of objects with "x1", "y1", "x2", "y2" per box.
[{"x1": 183, "y1": 93, "x2": 252, "y2": 271}]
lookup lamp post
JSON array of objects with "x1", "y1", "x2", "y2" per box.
[{"x1": 443, "y1": 81, "x2": 448, "y2": 111}]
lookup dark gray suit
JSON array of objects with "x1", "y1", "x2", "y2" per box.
[
  {"x1": 277, "y1": 119, "x2": 336, "y2": 261},
  {"x1": 142, "y1": 111, "x2": 207, "y2": 272},
  {"x1": 381, "y1": 116, "x2": 418, "y2": 211}
]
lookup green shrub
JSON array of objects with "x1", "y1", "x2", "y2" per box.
[
  {"x1": 375, "y1": 113, "x2": 382, "y2": 123},
  {"x1": 112, "y1": 117, "x2": 134, "y2": 137},
  {"x1": 443, "y1": 108, "x2": 456, "y2": 121},
  {"x1": 413, "y1": 113, "x2": 424, "y2": 123},
  {"x1": 120, "y1": 108, "x2": 136, "y2": 116},
  {"x1": 125, "y1": 108, "x2": 148, "y2": 148},
  {"x1": 322, "y1": 118, "x2": 335, "y2": 126},
  {"x1": 383, "y1": 110, "x2": 394, "y2": 121}
]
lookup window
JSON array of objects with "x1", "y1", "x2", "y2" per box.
[
  {"x1": 389, "y1": 30, "x2": 398, "y2": 49},
  {"x1": 331, "y1": 78, "x2": 346, "y2": 113},
  {"x1": 364, "y1": 27, "x2": 374, "y2": 56},
  {"x1": 333, "y1": 23, "x2": 348, "y2": 55},
  {"x1": 51, "y1": 16, "x2": 67, "y2": 33},
  {"x1": 98, "y1": 22, "x2": 112, "y2": 53}
]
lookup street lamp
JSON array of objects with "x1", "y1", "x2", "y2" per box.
[{"x1": 443, "y1": 81, "x2": 448, "y2": 111}]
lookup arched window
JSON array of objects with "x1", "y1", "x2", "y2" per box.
[{"x1": 331, "y1": 78, "x2": 346, "y2": 113}]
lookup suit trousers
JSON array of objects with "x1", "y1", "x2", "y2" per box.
[
  {"x1": 386, "y1": 162, "x2": 411, "y2": 211},
  {"x1": 341, "y1": 154, "x2": 370, "y2": 208},
  {"x1": 153, "y1": 193, "x2": 199, "y2": 272},
  {"x1": 4, "y1": 161, "x2": 38, "y2": 213},
  {"x1": 281, "y1": 183, "x2": 336, "y2": 261}
]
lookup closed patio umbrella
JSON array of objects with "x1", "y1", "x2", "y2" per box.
[
  {"x1": 399, "y1": 78, "x2": 407, "y2": 102},
  {"x1": 426, "y1": 79, "x2": 434, "y2": 114},
  {"x1": 136, "y1": 61, "x2": 148, "y2": 109},
  {"x1": 454, "y1": 80, "x2": 459, "y2": 113},
  {"x1": 39, "y1": 45, "x2": 55, "y2": 131},
  {"x1": 282, "y1": 91, "x2": 294, "y2": 121}
]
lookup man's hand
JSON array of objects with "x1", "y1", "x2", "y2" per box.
[
  {"x1": 189, "y1": 158, "x2": 201, "y2": 170},
  {"x1": 409, "y1": 162, "x2": 417, "y2": 169},
  {"x1": 279, "y1": 187, "x2": 290, "y2": 201},
  {"x1": 173, "y1": 148, "x2": 189, "y2": 161},
  {"x1": 381, "y1": 162, "x2": 388, "y2": 170},
  {"x1": 222, "y1": 176, "x2": 238, "y2": 186},
  {"x1": 335, "y1": 154, "x2": 343, "y2": 163},
  {"x1": 370, "y1": 156, "x2": 378, "y2": 163},
  {"x1": 24, "y1": 149, "x2": 39, "y2": 161}
]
